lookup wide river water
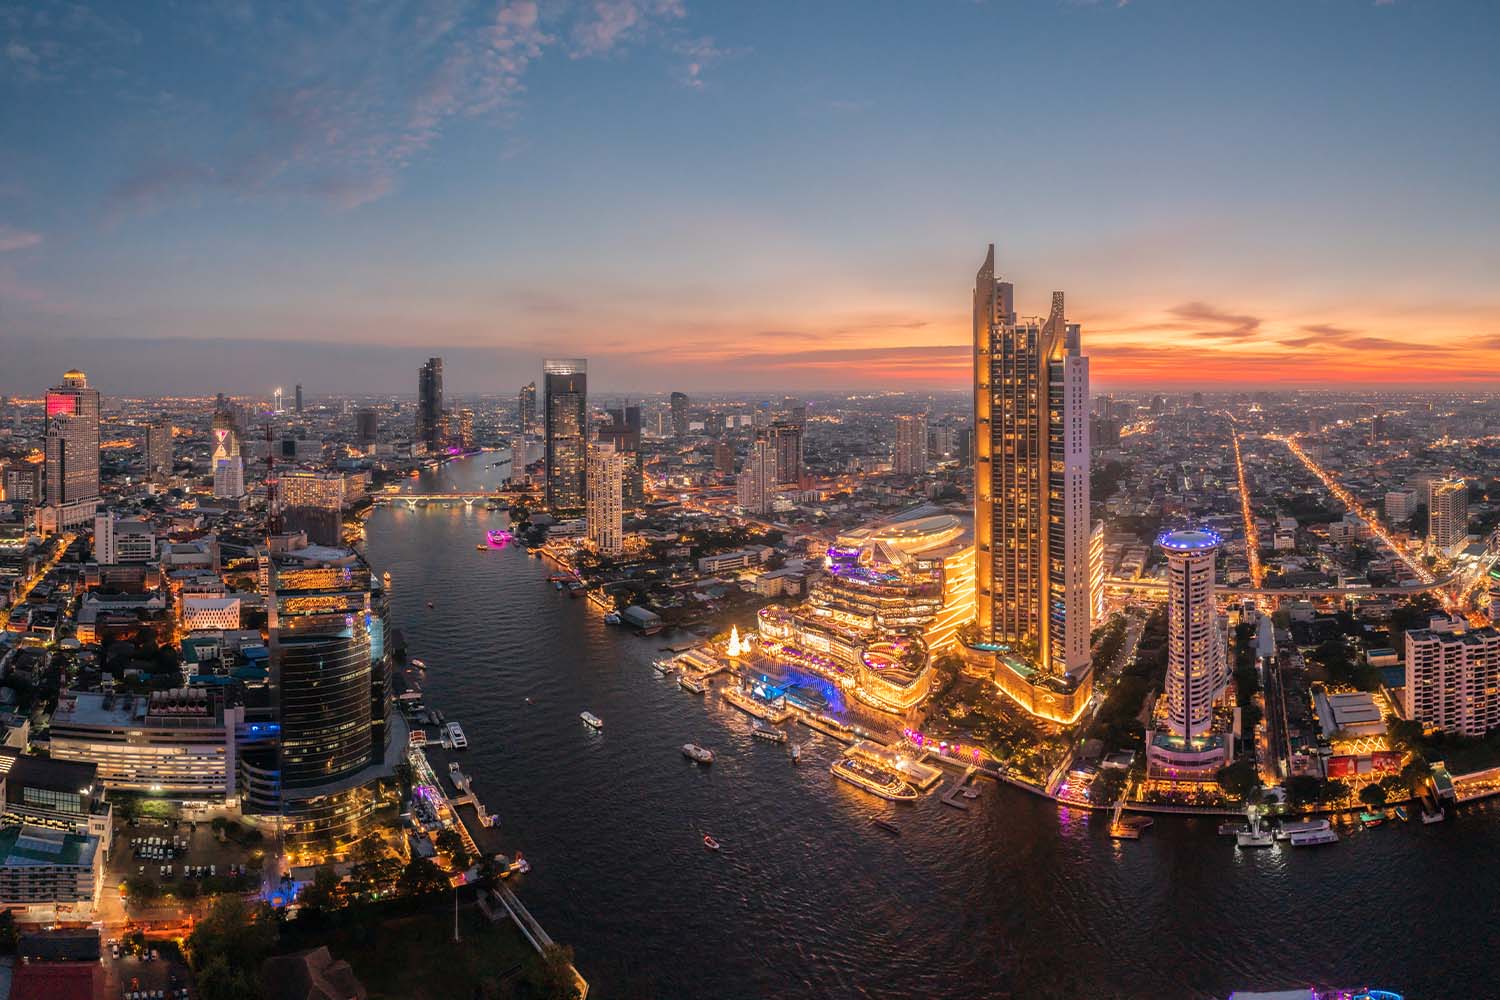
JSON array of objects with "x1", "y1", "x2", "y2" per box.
[{"x1": 363, "y1": 454, "x2": 1492, "y2": 999}]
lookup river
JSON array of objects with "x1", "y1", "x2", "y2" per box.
[{"x1": 363, "y1": 454, "x2": 1492, "y2": 999}]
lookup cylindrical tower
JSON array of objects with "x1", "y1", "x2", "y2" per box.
[{"x1": 1158, "y1": 529, "x2": 1223, "y2": 741}]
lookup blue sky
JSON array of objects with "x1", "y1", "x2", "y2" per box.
[{"x1": 2, "y1": 0, "x2": 1498, "y2": 395}]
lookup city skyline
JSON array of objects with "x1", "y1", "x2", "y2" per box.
[{"x1": 4, "y1": 1, "x2": 1500, "y2": 394}]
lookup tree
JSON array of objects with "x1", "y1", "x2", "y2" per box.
[
  {"x1": 1215, "y1": 760, "x2": 1262, "y2": 802},
  {"x1": 298, "y1": 866, "x2": 341, "y2": 913},
  {"x1": 124, "y1": 876, "x2": 160, "y2": 904},
  {"x1": 196, "y1": 955, "x2": 260, "y2": 1000},
  {"x1": 353, "y1": 832, "x2": 385, "y2": 865},
  {"x1": 187, "y1": 896, "x2": 277, "y2": 985},
  {"x1": 1285, "y1": 774, "x2": 1322, "y2": 807},
  {"x1": 533, "y1": 942, "x2": 581, "y2": 1000},
  {"x1": 435, "y1": 828, "x2": 471, "y2": 872},
  {"x1": 1359, "y1": 783, "x2": 1388, "y2": 809},
  {"x1": 396, "y1": 857, "x2": 449, "y2": 897}
]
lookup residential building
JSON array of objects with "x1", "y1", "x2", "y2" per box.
[
  {"x1": 670, "y1": 391, "x2": 690, "y2": 439},
  {"x1": 519, "y1": 382, "x2": 537, "y2": 432},
  {"x1": 280, "y1": 470, "x2": 346, "y2": 547},
  {"x1": 769, "y1": 420, "x2": 803, "y2": 485},
  {"x1": 544, "y1": 359, "x2": 588, "y2": 513},
  {"x1": 92, "y1": 513, "x2": 155, "y2": 564},
  {"x1": 893, "y1": 414, "x2": 928, "y2": 475},
  {"x1": 145, "y1": 421, "x2": 173, "y2": 482},
  {"x1": 1428, "y1": 477, "x2": 1469, "y2": 552},
  {"x1": 586, "y1": 443, "x2": 626, "y2": 557},
  {"x1": 1147, "y1": 529, "x2": 1229, "y2": 779},
  {"x1": 736, "y1": 434, "x2": 775, "y2": 515},
  {"x1": 1405, "y1": 624, "x2": 1500, "y2": 737}
]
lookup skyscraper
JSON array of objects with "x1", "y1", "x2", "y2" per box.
[
  {"x1": 670, "y1": 392, "x2": 690, "y2": 439},
  {"x1": 769, "y1": 420, "x2": 804, "y2": 485},
  {"x1": 294, "y1": 383, "x2": 304, "y2": 414},
  {"x1": 544, "y1": 359, "x2": 588, "y2": 512},
  {"x1": 354, "y1": 408, "x2": 379, "y2": 447},
  {"x1": 972, "y1": 245, "x2": 1091, "y2": 688},
  {"x1": 586, "y1": 443, "x2": 626, "y2": 556},
  {"x1": 737, "y1": 433, "x2": 775, "y2": 515},
  {"x1": 596, "y1": 405, "x2": 643, "y2": 508},
  {"x1": 893, "y1": 414, "x2": 928, "y2": 476},
  {"x1": 1405, "y1": 621, "x2": 1500, "y2": 737},
  {"x1": 519, "y1": 382, "x2": 537, "y2": 431},
  {"x1": 1428, "y1": 477, "x2": 1469, "y2": 552},
  {"x1": 44, "y1": 369, "x2": 101, "y2": 520},
  {"x1": 145, "y1": 421, "x2": 173, "y2": 483},
  {"x1": 211, "y1": 408, "x2": 245, "y2": 499},
  {"x1": 416, "y1": 357, "x2": 444, "y2": 448}
]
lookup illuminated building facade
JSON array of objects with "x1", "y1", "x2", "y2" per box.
[
  {"x1": 596, "y1": 405, "x2": 643, "y2": 507},
  {"x1": 586, "y1": 443, "x2": 626, "y2": 556},
  {"x1": 1405, "y1": 623, "x2": 1500, "y2": 738},
  {"x1": 893, "y1": 414, "x2": 927, "y2": 475},
  {"x1": 968, "y1": 245, "x2": 1092, "y2": 722},
  {"x1": 544, "y1": 358, "x2": 588, "y2": 513},
  {"x1": 737, "y1": 434, "x2": 776, "y2": 514},
  {"x1": 1427, "y1": 477, "x2": 1469, "y2": 553},
  {"x1": 44, "y1": 369, "x2": 101, "y2": 526},
  {"x1": 769, "y1": 419, "x2": 804, "y2": 485},
  {"x1": 1089, "y1": 520, "x2": 1106, "y2": 626},
  {"x1": 1147, "y1": 529, "x2": 1230, "y2": 780},
  {"x1": 757, "y1": 507, "x2": 970, "y2": 713},
  {"x1": 519, "y1": 382, "x2": 537, "y2": 431}
]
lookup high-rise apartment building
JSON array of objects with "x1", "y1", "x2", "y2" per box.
[
  {"x1": 280, "y1": 470, "x2": 346, "y2": 546},
  {"x1": 213, "y1": 456, "x2": 246, "y2": 500},
  {"x1": 971, "y1": 245, "x2": 1091, "y2": 685},
  {"x1": 519, "y1": 382, "x2": 537, "y2": 431},
  {"x1": 44, "y1": 369, "x2": 101, "y2": 519},
  {"x1": 670, "y1": 392, "x2": 690, "y2": 439},
  {"x1": 893, "y1": 414, "x2": 928, "y2": 476},
  {"x1": 1405, "y1": 623, "x2": 1500, "y2": 737},
  {"x1": 596, "y1": 405, "x2": 643, "y2": 508},
  {"x1": 737, "y1": 434, "x2": 776, "y2": 515},
  {"x1": 1428, "y1": 477, "x2": 1469, "y2": 552},
  {"x1": 1089, "y1": 520, "x2": 1106, "y2": 627},
  {"x1": 586, "y1": 443, "x2": 626, "y2": 556},
  {"x1": 416, "y1": 357, "x2": 444, "y2": 448},
  {"x1": 769, "y1": 420, "x2": 804, "y2": 485},
  {"x1": 145, "y1": 421, "x2": 173, "y2": 482},
  {"x1": 544, "y1": 359, "x2": 588, "y2": 512},
  {"x1": 457, "y1": 407, "x2": 475, "y2": 451}
]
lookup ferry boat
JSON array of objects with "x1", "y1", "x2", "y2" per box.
[
  {"x1": 408, "y1": 728, "x2": 428, "y2": 748},
  {"x1": 1359, "y1": 810, "x2": 1386, "y2": 829},
  {"x1": 1236, "y1": 828, "x2": 1276, "y2": 848},
  {"x1": 1289, "y1": 828, "x2": 1340, "y2": 847},
  {"x1": 446, "y1": 722, "x2": 468, "y2": 750},
  {"x1": 1275, "y1": 818, "x2": 1331, "y2": 841},
  {"x1": 678, "y1": 675, "x2": 706, "y2": 695},
  {"x1": 476, "y1": 543, "x2": 488, "y2": 550},
  {"x1": 580, "y1": 711, "x2": 604, "y2": 730},
  {"x1": 652, "y1": 659, "x2": 677, "y2": 677},
  {"x1": 752, "y1": 723, "x2": 788, "y2": 743},
  {"x1": 830, "y1": 756, "x2": 919, "y2": 802},
  {"x1": 681, "y1": 743, "x2": 715, "y2": 765}
]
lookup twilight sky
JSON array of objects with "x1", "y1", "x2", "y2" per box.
[{"x1": 2, "y1": 0, "x2": 1498, "y2": 396}]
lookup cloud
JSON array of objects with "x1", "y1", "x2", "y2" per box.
[
  {"x1": 571, "y1": 0, "x2": 685, "y2": 57},
  {"x1": 0, "y1": 225, "x2": 42, "y2": 251},
  {"x1": 1167, "y1": 301, "x2": 1262, "y2": 340}
]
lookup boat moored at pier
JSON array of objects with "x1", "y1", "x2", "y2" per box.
[{"x1": 830, "y1": 755, "x2": 919, "y2": 801}]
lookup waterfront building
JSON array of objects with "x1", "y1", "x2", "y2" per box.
[
  {"x1": 50, "y1": 690, "x2": 242, "y2": 799},
  {"x1": 670, "y1": 391, "x2": 690, "y2": 439},
  {"x1": 92, "y1": 513, "x2": 155, "y2": 564},
  {"x1": 544, "y1": 359, "x2": 588, "y2": 513},
  {"x1": 966, "y1": 245, "x2": 1092, "y2": 723},
  {"x1": 757, "y1": 506, "x2": 971, "y2": 713},
  {"x1": 596, "y1": 405, "x2": 644, "y2": 508},
  {"x1": 1089, "y1": 520, "x2": 1106, "y2": 627},
  {"x1": 769, "y1": 420, "x2": 804, "y2": 485},
  {"x1": 1147, "y1": 529, "x2": 1230, "y2": 780},
  {"x1": 1404, "y1": 623, "x2": 1500, "y2": 738},
  {"x1": 893, "y1": 414, "x2": 928, "y2": 476},
  {"x1": 519, "y1": 381, "x2": 537, "y2": 431},
  {"x1": 145, "y1": 420, "x2": 173, "y2": 482},
  {"x1": 586, "y1": 443, "x2": 626, "y2": 557},
  {"x1": 280, "y1": 470, "x2": 346, "y2": 546},
  {"x1": 42, "y1": 369, "x2": 101, "y2": 528},
  {"x1": 416, "y1": 357, "x2": 444, "y2": 448},
  {"x1": 737, "y1": 434, "x2": 775, "y2": 515},
  {"x1": 1427, "y1": 477, "x2": 1469, "y2": 553}
]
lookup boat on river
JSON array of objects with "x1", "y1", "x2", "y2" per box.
[
  {"x1": 681, "y1": 743, "x2": 715, "y2": 765},
  {"x1": 1289, "y1": 828, "x2": 1340, "y2": 846},
  {"x1": 1275, "y1": 819, "x2": 1330, "y2": 841},
  {"x1": 678, "y1": 675, "x2": 706, "y2": 695},
  {"x1": 580, "y1": 711, "x2": 604, "y2": 730},
  {"x1": 830, "y1": 756, "x2": 918, "y2": 802},
  {"x1": 703, "y1": 835, "x2": 720, "y2": 851},
  {"x1": 752, "y1": 723, "x2": 788, "y2": 743}
]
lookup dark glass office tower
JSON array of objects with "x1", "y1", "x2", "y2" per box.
[{"x1": 544, "y1": 359, "x2": 588, "y2": 512}]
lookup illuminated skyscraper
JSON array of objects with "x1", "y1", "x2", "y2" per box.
[
  {"x1": 596, "y1": 405, "x2": 643, "y2": 508},
  {"x1": 737, "y1": 433, "x2": 775, "y2": 515},
  {"x1": 416, "y1": 357, "x2": 444, "y2": 448},
  {"x1": 211, "y1": 408, "x2": 244, "y2": 499},
  {"x1": 586, "y1": 443, "x2": 626, "y2": 556},
  {"x1": 670, "y1": 392, "x2": 690, "y2": 439},
  {"x1": 44, "y1": 369, "x2": 101, "y2": 516},
  {"x1": 519, "y1": 382, "x2": 537, "y2": 431},
  {"x1": 1428, "y1": 477, "x2": 1469, "y2": 552},
  {"x1": 544, "y1": 359, "x2": 588, "y2": 512},
  {"x1": 273, "y1": 387, "x2": 284, "y2": 413},
  {"x1": 972, "y1": 245, "x2": 1091, "y2": 681},
  {"x1": 893, "y1": 414, "x2": 928, "y2": 476},
  {"x1": 769, "y1": 420, "x2": 803, "y2": 485},
  {"x1": 145, "y1": 421, "x2": 173, "y2": 483},
  {"x1": 1159, "y1": 530, "x2": 1225, "y2": 740}
]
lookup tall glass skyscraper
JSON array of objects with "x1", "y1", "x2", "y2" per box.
[
  {"x1": 417, "y1": 357, "x2": 444, "y2": 448},
  {"x1": 972, "y1": 245, "x2": 1091, "y2": 686},
  {"x1": 544, "y1": 359, "x2": 588, "y2": 512},
  {"x1": 44, "y1": 368, "x2": 101, "y2": 508}
]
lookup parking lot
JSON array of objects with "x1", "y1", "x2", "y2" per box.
[
  {"x1": 107, "y1": 816, "x2": 268, "y2": 904},
  {"x1": 101, "y1": 943, "x2": 193, "y2": 1000}
]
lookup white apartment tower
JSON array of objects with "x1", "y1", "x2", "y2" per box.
[
  {"x1": 893, "y1": 414, "x2": 928, "y2": 476},
  {"x1": 1405, "y1": 624, "x2": 1500, "y2": 737},
  {"x1": 1428, "y1": 477, "x2": 1469, "y2": 552},
  {"x1": 736, "y1": 435, "x2": 776, "y2": 515},
  {"x1": 1160, "y1": 529, "x2": 1226, "y2": 741},
  {"x1": 586, "y1": 443, "x2": 626, "y2": 557}
]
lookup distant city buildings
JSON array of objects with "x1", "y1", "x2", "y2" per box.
[
  {"x1": 354, "y1": 408, "x2": 379, "y2": 447},
  {"x1": 519, "y1": 381, "x2": 537, "y2": 432},
  {"x1": 769, "y1": 419, "x2": 804, "y2": 485},
  {"x1": 1427, "y1": 477, "x2": 1469, "y2": 552},
  {"x1": 586, "y1": 443, "x2": 626, "y2": 556},
  {"x1": 43, "y1": 368, "x2": 101, "y2": 528},
  {"x1": 144, "y1": 421, "x2": 173, "y2": 483},
  {"x1": 966, "y1": 245, "x2": 1091, "y2": 723},
  {"x1": 294, "y1": 383, "x2": 304, "y2": 414},
  {"x1": 211, "y1": 407, "x2": 245, "y2": 500},
  {"x1": 893, "y1": 413, "x2": 928, "y2": 476},
  {"x1": 544, "y1": 359, "x2": 588, "y2": 513},
  {"x1": 670, "y1": 391, "x2": 690, "y2": 440},
  {"x1": 736, "y1": 433, "x2": 775, "y2": 515},
  {"x1": 92, "y1": 513, "x2": 155, "y2": 565},
  {"x1": 416, "y1": 357, "x2": 444, "y2": 449}
]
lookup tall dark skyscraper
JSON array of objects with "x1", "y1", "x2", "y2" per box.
[
  {"x1": 519, "y1": 381, "x2": 538, "y2": 431},
  {"x1": 670, "y1": 391, "x2": 690, "y2": 439},
  {"x1": 416, "y1": 357, "x2": 443, "y2": 447},
  {"x1": 597, "y1": 404, "x2": 643, "y2": 508},
  {"x1": 44, "y1": 368, "x2": 101, "y2": 519},
  {"x1": 145, "y1": 420, "x2": 173, "y2": 483},
  {"x1": 294, "y1": 383, "x2": 304, "y2": 413},
  {"x1": 354, "y1": 408, "x2": 378, "y2": 446},
  {"x1": 973, "y1": 244, "x2": 1091, "y2": 691},
  {"x1": 544, "y1": 359, "x2": 588, "y2": 512},
  {"x1": 769, "y1": 419, "x2": 803, "y2": 485}
]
